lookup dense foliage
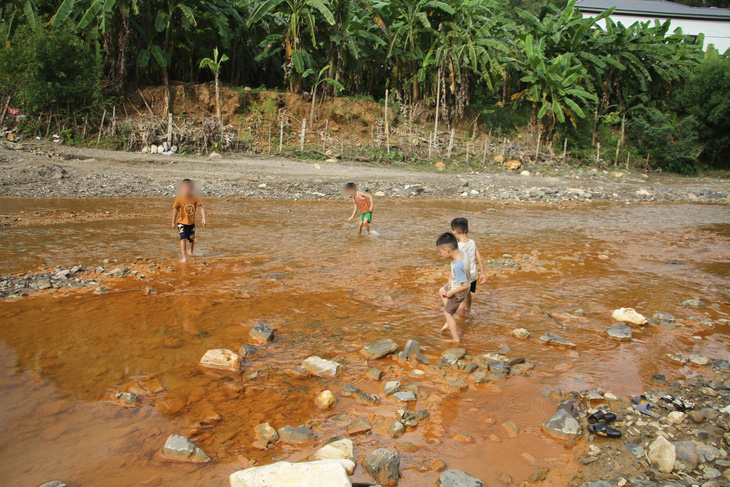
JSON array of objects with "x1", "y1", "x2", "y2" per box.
[{"x1": 0, "y1": 0, "x2": 728, "y2": 171}]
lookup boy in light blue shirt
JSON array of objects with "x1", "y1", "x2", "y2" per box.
[{"x1": 436, "y1": 232, "x2": 472, "y2": 342}]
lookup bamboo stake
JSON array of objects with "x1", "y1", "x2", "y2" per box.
[
  {"x1": 428, "y1": 132, "x2": 432, "y2": 159},
  {"x1": 466, "y1": 141, "x2": 470, "y2": 164},
  {"x1": 96, "y1": 109, "x2": 106, "y2": 146},
  {"x1": 563, "y1": 138, "x2": 568, "y2": 158},
  {"x1": 596, "y1": 142, "x2": 601, "y2": 163},
  {"x1": 166, "y1": 113, "x2": 173, "y2": 147},
  {"x1": 138, "y1": 89, "x2": 154, "y2": 116},
  {"x1": 626, "y1": 152, "x2": 631, "y2": 170},
  {"x1": 482, "y1": 136, "x2": 488, "y2": 164},
  {"x1": 501, "y1": 137, "x2": 507, "y2": 158},
  {"x1": 447, "y1": 128, "x2": 455, "y2": 159},
  {"x1": 268, "y1": 123, "x2": 272, "y2": 155},
  {"x1": 300, "y1": 118, "x2": 306, "y2": 151},
  {"x1": 323, "y1": 119, "x2": 329, "y2": 152},
  {"x1": 384, "y1": 89, "x2": 390, "y2": 154},
  {"x1": 535, "y1": 132, "x2": 541, "y2": 159},
  {"x1": 111, "y1": 106, "x2": 117, "y2": 136},
  {"x1": 279, "y1": 120, "x2": 284, "y2": 153}
]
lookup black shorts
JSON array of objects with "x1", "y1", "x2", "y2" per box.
[
  {"x1": 470, "y1": 281, "x2": 477, "y2": 293},
  {"x1": 178, "y1": 223, "x2": 195, "y2": 242}
]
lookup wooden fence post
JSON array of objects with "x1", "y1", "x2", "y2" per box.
[
  {"x1": 279, "y1": 119, "x2": 284, "y2": 153},
  {"x1": 447, "y1": 128, "x2": 455, "y2": 159},
  {"x1": 96, "y1": 109, "x2": 106, "y2": 146},
  {"x1": 166, "y1": 112, "x2": 173, "y2": 147},
  {"x1": 300, "y1": 118, "x2": 306, "y2": 151},
  {"x1": 384, "y1": 89, "x2": 390, "y2": 154}
]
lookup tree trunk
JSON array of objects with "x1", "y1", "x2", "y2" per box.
[
  {"x1": 163, "y1": 67, "x2": 170, "y2": 116},
  {"x1": 215, "y1": 72, "x2": 223, "y2": 142}
]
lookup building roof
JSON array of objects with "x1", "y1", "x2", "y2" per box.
[{"x1": 575, "y1": 0, "x2": 730, "y2": 21}]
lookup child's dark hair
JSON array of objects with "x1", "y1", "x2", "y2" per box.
[
  {"x1": 436, "y1": 232, "x2": 459, "y2": 250},
  {"x1": 451, "y1": 217, "x2": 469, "y2": 234},
  {"x1": 181, "y1": 178, "x2": 193, "y2": 184},
  {"x1": 344, "y1": 182, "x2": 357, "y2": 190}
]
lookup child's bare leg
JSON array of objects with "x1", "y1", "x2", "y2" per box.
[
  {"x1": 179, "y1": 240, "x2": 187, "y2": 262},
  {"x1": 357, "y1": 221, "x2": 363, "y2": 235},
  {"x1": 444, "y1": 311, "x2": 461, "y2": 342},
  {"x1": 457, "y1": 293, "x2": 472, "y2": 317},
  {"x1": 363, "y1": 219, "x2": 370, "y2": 235},
  {"x1": 439, "y1": 287, "x2": 449, "y2": 332},
  {"x1": 188, "y1": 240, "x2": 195, "y2": 255}
]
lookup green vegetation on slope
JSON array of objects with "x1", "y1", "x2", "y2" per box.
[{"x1": 0, "y1": 0, "x2": 728, "y2": 172}]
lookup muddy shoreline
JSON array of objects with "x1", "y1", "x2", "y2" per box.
[{"x1": 1, "y1": 142, "x2": 729, "y2": 203}]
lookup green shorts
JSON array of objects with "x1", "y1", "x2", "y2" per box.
[{"x1": 359, "y1": 211, "x2": 372, "y2": 223}]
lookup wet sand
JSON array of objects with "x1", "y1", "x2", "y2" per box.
[{"x1": 0, "y1": 198, "x2": 729, "y2": 486}]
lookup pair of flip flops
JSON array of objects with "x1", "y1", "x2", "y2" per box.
[
  {"x1": 631, "y1": 395, "x2": 660, "y2": 419},
  {"x1": 587, "y1": 410, "x2": 622, "y2": 438},
  {"x1": 660, "y1": 394, "x2": 694, "y2": 412}
]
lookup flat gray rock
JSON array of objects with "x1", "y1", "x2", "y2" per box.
[
  {"x1": 439, "y1": 348, "x2": 467, "y2": 366},
  {"x1": 229, "y1": 459, "x2": 353, "y2": 487},
  {"x1": 438, "y1": 469, "x2": 485, "y2": 487},
  {"x1": 403, "y1": 339, "x2": 420, "y2": 358},
  {"x1": 39, "y1": 482, "x2": 67, "y2": 487},
  {"x1": 361, "y1": 339, "x2": 399, "y2": 359},
  {"x1": 682, "y1": 299, "x2": 706, "y2": 308},
  {"x1": 540, "y1": 333, "x2": 576, "y2": 348},
  {"x1": 277, "y1": 425, "x2": 315, "y2": 444},
  {"x1": 301, "y1": 356, "x2": 343, "y2": 377},
  {"x1": 393, "y1": 391, "x2": 417, "y2": 402},
  {"x1": 606, "y1": 325, "x2": 632, "y2": 340}
]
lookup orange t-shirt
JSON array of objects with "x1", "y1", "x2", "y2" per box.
[
  {"x1": 354, "y1": 193, "x2": 371, "y2": 214},
  {"x1": 173, "y1": 196, "x2": 202, "y2": 225}
]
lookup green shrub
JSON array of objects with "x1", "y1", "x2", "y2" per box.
[
  {"x1": 677, "y1": 57, "x2": 730, "y2": 168},
  {"x1": 0, "y1": 25, "x2": 101, "y2": 114},
  {"x1": 626, "y1": 108, "x2": 699, "y2": 175}
]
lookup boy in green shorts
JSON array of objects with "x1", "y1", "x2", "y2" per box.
[{"x1": 345, "y1": 182, "x2": 374, "y2": 235}]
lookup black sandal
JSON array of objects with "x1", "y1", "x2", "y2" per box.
[
  {"x1": 588, "y1": 411, "x2": 617, "y2": 424},
  {"x1": 588, "y1": 422, "x2": 622, "y2": 438}
]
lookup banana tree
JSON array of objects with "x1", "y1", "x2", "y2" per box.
[
  {"x1": 511, "y1": 34, "x2": 598, "y2": 136},
  {"x1": 247, "y1": 0, "x2": 335, "y2": 92},
  {"x1": 303, "y1": 64, "x2": 344, "y2": 125},
  {"x1": 199, "y1": 47, "x2": 229, "y2": 141}
]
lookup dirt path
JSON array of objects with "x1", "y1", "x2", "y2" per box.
[{"x1": 1, "y1": 141, "x2": 729, "y2": 202}]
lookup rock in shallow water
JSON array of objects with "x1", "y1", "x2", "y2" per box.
[
  {"x1": 362, "y1": 448, "x2": 400, "y2": 486},
  {"x1": 277, "y1": 425, "x2": 315, "y2": 444},
  {"x1": 606, "y1": 325, "x2": 632, "y2": 340},
  {"x1": 199, "y1": 349, "x2": 241, "y2": 372},
  {"x1": 249, "y1": 322, "x2": 275, "y2": 343},
  {"x1": 542, "y1": 409, "x2": 581, "y2": 438},
  {"x1": 539, "y1": 333, "x2": 576, "y2": 348},
  {"x1": 229, "y1": 459, "x2": 354, "y2": 487},
  {"x1": 361, "y1": 339, "x2": 399, "y2": 359},
  {"x1": 314, "y1": 390, "x2": 336, "y2": 409},
  {"x1": 437, "y1": 469, "x2": 484, "y2": 487},
  {"x1": 611, "y1": 307, "x2": 647, "y2": 325},
  {"x1": 311, "y1": 439, "x2": 354, "y2": 463},
  {"x1": 301, "y1": 356, "x2": 343, "y2": 377},
  {"x1": 161, "y1": 434, "x2": 210, "y2": 463}
]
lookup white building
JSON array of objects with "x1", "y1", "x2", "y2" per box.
[{"x1": 576, "y1": 0, "x2": 730, "y2": 53}]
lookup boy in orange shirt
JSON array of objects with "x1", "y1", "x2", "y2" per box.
[{"x1": 171, "y1": 179, "x2": 206, "y2": 262}]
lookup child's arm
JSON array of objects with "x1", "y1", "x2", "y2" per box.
[
  {"x1": 445, "y1": 282, "x2": 469, "y2": 298},
  {"x1": 199, "y1": 204, "x2": 207, "y2": 226},
  {"x1": 475, "y1": 247, "x2": 487, "y2": 284},
  {"x1": 171, "y1": 208, "x2": 179, "y2": 229},
  {"x1": 347, "y1": 199, "x2": 357, "y2": 221}
]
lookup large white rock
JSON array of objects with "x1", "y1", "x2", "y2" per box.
[
  {"x1": 199, "y1": 349, "x2": 241, "y2": 372},
  {"x1": 301, "y1": 356, "x2": 343, "y2": 377},
  {"x1": 230, "y1": 459, "x2": 353, "y2": 487},
  {"x1": 611, "y1": 308, "x2": 647, "y2": 325}
]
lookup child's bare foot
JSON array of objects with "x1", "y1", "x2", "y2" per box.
[
  {"x1": 187, "y1": 251, "x2": 194, "y2": 256},
  {"x1": 180, "y1": 258, "x2": 187, "y2": 263},
  {"x1": 440, "y1": 322, "x2": 449, "y2": 332}
]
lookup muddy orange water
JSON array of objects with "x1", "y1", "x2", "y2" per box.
[{"x1": 1, "y1": 198, "x2": 729, "y2": 487}]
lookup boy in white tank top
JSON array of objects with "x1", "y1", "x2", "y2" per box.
[{"x1": 451, "y1": 217, "x2": 486, "y2": 316}]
